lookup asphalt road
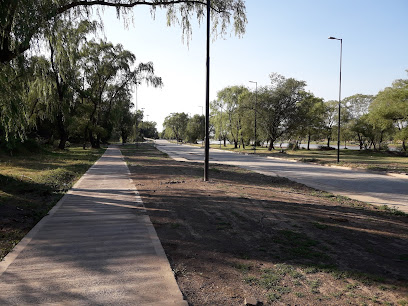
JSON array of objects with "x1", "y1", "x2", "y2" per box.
[{"x1": 154, "y1": 140, "x2": 408, "y2": 213}]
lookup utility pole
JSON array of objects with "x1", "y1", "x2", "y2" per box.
[
  {"x1": 204, "y1": 0, "x2": 210, "y2": 181},
  {"x1": 328, "y1": 36, "x2": 343, "y2": 163}
]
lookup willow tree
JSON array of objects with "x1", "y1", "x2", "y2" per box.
[
  {"x1": 0, "y1": 0, "x2": 247, "y2": 64},
  {"x1": 78, "y1": 40, "x2": 161, "y2": 148},
  {"x1": 30, "y1": 20, "x2": 99, "y2": 149}
]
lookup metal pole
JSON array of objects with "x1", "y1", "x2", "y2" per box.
[
  {"x1": 135, "y1": 83, "x2": 138, "y2": 147},
  {"x1": 337, "y1": 39, "x2": 342, "y2": 163},
  {"x1": 255, "y1": 82, "x2": 257, "y2": 154},
  {"x1": 204, "y1": 0, "x2": 210, "y2": 181},
  {"x1": 219, "y1": 104, "x2": 222, "y2": 149}
]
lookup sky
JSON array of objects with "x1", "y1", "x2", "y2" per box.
[{"x1": 96, "y1": 0, "x2": 408, "y2": 131}]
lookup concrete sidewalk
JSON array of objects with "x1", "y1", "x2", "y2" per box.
[{"x1": 0, "y1": 146, "x2": 187, "y2": 305}]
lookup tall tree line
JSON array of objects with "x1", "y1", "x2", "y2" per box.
[
  {"x1": 0, "y1": 19, "x2": 162, "y2": 151},
  {"x1": 0, "y1": 0, "x2": 247, "y2": 151},
  {"x1": 163, "y1": 72, "x2": 408, "y2": 152}
]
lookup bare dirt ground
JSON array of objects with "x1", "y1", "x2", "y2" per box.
[{"x1": 122, "y1": 144, "x2": 408, "y2": 305}]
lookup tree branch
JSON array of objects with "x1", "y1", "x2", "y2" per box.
[{"x1": 57, "y1": 0, "x2": 225, "y2": 15}]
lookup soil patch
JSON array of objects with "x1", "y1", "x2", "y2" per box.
[{"x1": 122, "y1": 143, "x2": 408, "y2": 305}]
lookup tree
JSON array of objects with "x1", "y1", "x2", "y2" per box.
[
  {"x1": 370, "y1": 77, "x2": 408, "y2": 151},
  {"x1": 0, "y1": 60, "x2": 29, "y2": 149},
  {"x1": 343, "y1": 94, "x2": 373, "y2": 120},
  {"x1": 78, "y1": 40, "x2": 161, "y2": 148},
  {"x1": 163, "y1": 112, "x2": 189, "y2": 142},
  {"x1": 322, "y1": 100, "x2": 337, "y2": 148},
  {"x1": 342, "y1": 94, "x2": 374, "y2": 149},
  {"x1": 352, "y1": 113, "x2": 393, "y2": 151},
  {"x1": 257, "y1": 74, "x2": 306, "y2": 150},
  {"x1": 216, "y1": 86, "x2": 248, "y2": 148},
  {"x1": 0, "y1": 0, "x2": 247, "y2": 64},
  {"x1": 186, "y1": 114, "x2": 205, "y2": 143},
  {"x1": 28, "y1": 20, "x2": 99, "y2": 149},
  {"x1": 292, "y1": 92, "x2": 325, "y2": 150},
  {"x1": 210, "y1": 99, "x2": 228, "y2": 146},
  {"x1": 139, "y1": 120, "x2": 159, "y2": 139}
]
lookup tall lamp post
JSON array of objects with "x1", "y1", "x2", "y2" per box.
[
  {"x1": 249, "y1": 81, "x2": 258, "y2": 153},
  {"x1": 328, "y1": 36, "x2": 342, "y2": 163},
  {"x1": 204, "y1": 0, "x2": 210, "y2": 181},
  {"x1": 219, "y1": 103, "x2": 223, "y2": 149}
]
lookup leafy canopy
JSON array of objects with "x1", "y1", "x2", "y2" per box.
[{"x1": 0, "y1": 0, "x2": 247, "y2": 63}]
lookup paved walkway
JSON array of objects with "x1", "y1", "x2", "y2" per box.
[{"x1": 0, "y1": 146, "x2": 187, "y2": 305}]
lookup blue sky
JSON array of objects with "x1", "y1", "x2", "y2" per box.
[{"x1": 98, "y1": 0, "x2": 408, "y2": 131}]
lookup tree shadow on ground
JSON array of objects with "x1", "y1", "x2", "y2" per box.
[{"x1": 122, "y1": 143, "x2": 408, "y2": 304}]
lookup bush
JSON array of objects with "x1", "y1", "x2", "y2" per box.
[
  {"x1": 318, "y1": 146, "x2": 335, "y2": 151},
  {"x1": 40, "y1": 168, "x2": 76, "y2": 191}
]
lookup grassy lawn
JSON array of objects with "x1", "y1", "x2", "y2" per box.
[
  {"x1": 0, "y1": 144, "x2": 106, "y2": 260},
  {"x1": 197, "y1": 143, "x2": 408, "y2": 174}
]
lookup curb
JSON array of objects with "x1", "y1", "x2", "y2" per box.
[{"x1": 265, "y1": 155, "x2": 408, "y2": 180}]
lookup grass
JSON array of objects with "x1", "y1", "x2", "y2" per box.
[
  {"x1": 193, "y1": 143, "x2": 408, "y2": 174},
  {"x1": 0, "y1": 144, "x2": 105, "y2": 260}
]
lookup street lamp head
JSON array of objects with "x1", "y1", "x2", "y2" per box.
[{"x1": 328, "y1": 36, "x2": 342, "y2": 41}]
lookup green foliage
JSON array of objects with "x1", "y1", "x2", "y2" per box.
[
  {"x1": 139, "y1": 120, "x2": 159, "y2": 139},
  {"x1": 292, "y1": 91, "x2": 326, "y2": 148},
  {"x1": 185, "y1": 114, "x2": 205, "y2": 143},
  {"x1": 257, "y1": 73, "x2": 306, "y2": 150},
  {"x1": 0, "y1": 59, "x2": 28, "y2": 146},
  {"x1": 1, "y1": 1, "x2": 245, "y2": 149},
  {"x1": 0, "y1": 1, "x2": 247, "y2": 64},
  {"x1": 163, "y1": 112, "x2": 189, "y2": 141},
  {"x1": 212, "y1": 86, "x2": 250, "y2": 148},
  {"x1": 370, "y1": 77, "x2": 408, "y2": 151}
]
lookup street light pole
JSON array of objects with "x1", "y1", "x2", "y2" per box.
[
  {"x1": 329, "y1": 36, "x2": 342, "y2": 163},
  {"x1": 204, "y1": 0, "x2": 210, "y2": 181},
  {"x1": 249, "y1": 81, "x2": 257, "y2": 154},
  {"x1": 219, "y1": 104, "x2": 222, "y2": 149}
]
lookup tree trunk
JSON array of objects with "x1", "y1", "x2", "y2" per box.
[
  {"x1": 234, "y1": 140, "x2": 238, "y2": 148},
  {"x1": 307, "y1": 134, "x2": 311, "y2": 150},
  {"x1": 56, "y1": 111, "x2": 68, "y2": 150},
  {"x1": 358, "y1": 133, "x2": 363, "y2": 150},
  {"x1": 268, "y1": 138, "x2": 275, "y2": 151},
  {"x1": 121, "y1": 129, "x2": 127, "y2": 144},
  {"x1": 95, "y1": 134, "x2": 101, "y2": 149},
  {"x1": 89, "y1": 131, "x2": 96, "y2": 148},
  {"x1": 327, "y1": 137, "x2": 331, "y2": 148},
  {"x1": 83, "y1": 126, "x2": 88, "y2": 149},
  {"x1": 402, "y1": 139, "x2": 407, "y2": 152}
]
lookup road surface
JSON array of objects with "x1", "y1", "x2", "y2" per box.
[{"x1": 154, "y1": 140, "x2": 408, "y2": 213}]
